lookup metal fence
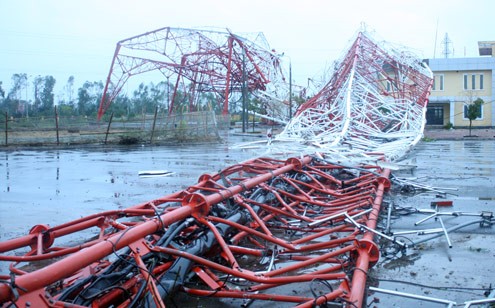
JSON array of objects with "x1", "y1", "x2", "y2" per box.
[{"x1": 1, "y1": 110, "x2": 228, "y2": 146}]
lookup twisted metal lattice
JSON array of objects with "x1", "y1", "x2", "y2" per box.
[
  {"x1": 261, "y1": 31, "x2": 433, "y2": 162},
  {"x1": 0, "y1": 156, "x2": 390, "y2": 308},
  {"x1": 98, "y1": 27, "x2": 290, "y2": 119},
  {"x1": 0, "y1": 30, "x2": 433, "y2": 308}
]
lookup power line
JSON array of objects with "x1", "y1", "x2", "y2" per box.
[{"x1": 1, "y1": 29, "x2": 115, "y2": 42}]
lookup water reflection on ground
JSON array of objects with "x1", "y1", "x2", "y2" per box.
[
  {"x1": 0, "y1": 138, "x2": 494, "y2": 306},
  {"x1": 0, "y1": 135, "x2": 258, "y2": 241},
  {"x1": 1, "y1": 139, "x2": 494, "y2": 239}
]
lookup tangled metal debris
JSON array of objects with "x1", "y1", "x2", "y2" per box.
[
  {"x1": 9, "y1": 29, "x2": 488, "y2": 308},
  {"x1": 0, "y1": 155, "x2": 390, "y2": 307},
  {"x1": 241, "y1": 31, "x2": 432, "y2": 164},
  {"x1": 97, "y1": 27, "x2": 291, "y2": 120}
]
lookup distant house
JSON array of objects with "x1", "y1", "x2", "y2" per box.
[{"x1": 425, "y1": 41, "x2": 495, "y2": 128}]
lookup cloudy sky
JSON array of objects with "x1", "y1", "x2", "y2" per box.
[{"x1": 1, "y1": 0, "x2": 494, "y2": 97}]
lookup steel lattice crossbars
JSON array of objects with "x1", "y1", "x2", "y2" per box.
[
  {"x1": 0, "y1": 28, "x2": 433, "y2": 308},
  {"x1": 269, "y1": 31, "x2": 433, "y2": 162},
  {"x1": 97, "y1": 27, "x2": 288, "y2": 119},
  {"x1": 0, "y1": 156, "x2": 390, "y2": 307}
]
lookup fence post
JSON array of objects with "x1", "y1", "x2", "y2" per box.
[
  {"x1": 54, "y1": 106, "x2": 60, "y2": 145},
  {"x1": 252, "y1": 111, "x2": 255, "y2": 133},
  {"x1": 4, "y1": 112, "x2": 7, "y2": 146},
  {"x1": 205, "y1": 111, "x2": 208, "y2": 135},
  {"x1": 105, "y1": 112, "x2": 114, "y2": 145},
  {"x1": 150, "y1": 106, "x2": 158, "y2": 144}
]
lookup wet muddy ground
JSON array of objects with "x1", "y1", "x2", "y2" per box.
[
  {"x1": 371, "y1": 140, "x2": 495, "y2": 306},
  {"x1": 0, "y1": 134, "x2": 256, "y2": 241},
  {"x1": 0, "y1": 135, "x2": 494, "y2": 306}
]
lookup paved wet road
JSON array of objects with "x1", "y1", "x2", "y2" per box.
[
  {"x1": 1, "y1": 137, "x2": 494, "y2": 306},
  {"x1": 374, "y1": 140, "x2": 495, "y2": 306},
  {"x1": 0, "y1": 135, "x2": 257, "y2": 242}
]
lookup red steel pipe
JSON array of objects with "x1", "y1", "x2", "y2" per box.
[
  {"x1": 348, "y1": 169, "x2": 391, "y2": 307},
  {"x1": 0, "y1": 206, "x2": 192, "y2": 303},
  {"x1": 0, "y1": 156, "x2": 390, "y2": 307},
  {"x1": 150, "y1": 247, "x2": 347, "y2": 284},
  {"x1": 0, "y1": 157, "x2": 311, "y2": 304}
]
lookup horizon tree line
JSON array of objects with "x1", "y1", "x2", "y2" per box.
[{"x1": 0, "y1": 74, "x2": 247, "y2": 120}]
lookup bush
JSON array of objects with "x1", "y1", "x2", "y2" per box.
[
  {"x1": 443, "y1": 122, "x2": 453, "y2": 130},
  {"x1": 119, "y1": 136, "x2": 141, "y2": 145}
]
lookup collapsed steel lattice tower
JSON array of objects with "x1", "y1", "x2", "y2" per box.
[
  {"x1": 97, "y1": 27, "x2": 288, "y2": 119},
  {"x1": 0, "y1": 30, "x2": 434, "y2": 308},
  {"x1": 0, "y1": 156, "x2": 391, "y2": 308},
  {"x1": 267, "y1": 31, "x2": 433, "y2": 162}
]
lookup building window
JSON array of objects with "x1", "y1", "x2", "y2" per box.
[
  {"x1": 432, "y1": 74, "x2": 444, "y2": 91},
  {"x1": 463, "y1": 103, "x2": 483, "y2": 120},
  {"x1": 463, "y1": 73, "x2": 484, "y2": 90}
]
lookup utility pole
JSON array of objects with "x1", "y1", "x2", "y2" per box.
[
  {"x1": 167, "y1": 76, "x2": 170, "y2": 112},
  {"x1": 289, "y1": 62, "x2": 292, "y2": 121},
  {"x1": 242, "y1": 48, "x2": 247, "y2": 133}
]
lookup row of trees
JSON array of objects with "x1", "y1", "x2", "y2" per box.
[
  {"x1": 1, "y1": 74, "x2": 307, "y2": 123},
  {"x1": 0, "y1": 74, "x2": 232, "y2": 120},
  {"x1": 1, "y1": 74, "x2": 57, "y2": 117}
]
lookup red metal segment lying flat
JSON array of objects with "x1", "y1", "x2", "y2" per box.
[{"x1": 0, "y1": 156, "x2": 390, "y2": 307}]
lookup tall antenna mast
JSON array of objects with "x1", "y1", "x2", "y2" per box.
[
  {"x1": 433, "y1": 18, "x2": 439, "y2": 59},
  {"x1": 442, "y1": 33, "x2": 452, "y2": 58}
]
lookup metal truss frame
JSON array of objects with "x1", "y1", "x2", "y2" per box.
[
  {"x1": 97, "y1": 27, "x2": 288, "y2": 119},
  {"x1": 267, "y1": 31, "x2": 433, "y2": 162},
  {"x1": 0, "y1": 156, "x2": 390, "y2": 307},
  {"x1": 0, "y1": 29, "x2": 434, "y2": 308}
]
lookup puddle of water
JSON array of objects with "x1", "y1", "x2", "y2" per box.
[
  {"x1": 0, "y1": 135, "x2": 257, "y2": 238},
  {"x1": 0, "y1": 138, "x2": 494, "y2": 305}
]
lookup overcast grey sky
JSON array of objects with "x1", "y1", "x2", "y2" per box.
[{"x1": 1, "y1": 0, "x2": 494, "y2": 98}]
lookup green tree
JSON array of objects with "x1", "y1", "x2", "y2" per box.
[
  {"x1": 39, "y1": 76, "x2": 56, "y2": 115},
  {"x1": 170, "y1": 89, "x2": 188, "y2": 114},
  {"x1": 108, "y1": 94, "x2": 133, "y2": 118},
  {"x1": 150, "y1": 81, "x2": 166, "y2": 110},
  {"x1": 57, "y1": 103, "x2": 75, "y2": 116},
  {"x1": 0, "y1": 81, "x2": 5, "y2": 99},
  {"x1": 77, "y1": 81, "x2": 103, "y2": 116},
  {"x1": 199, "y1": 92, "x2": 219, "y2": 113},
  {"x1": 6, "y1": 74, "x2": 28, "y2": 116},
  {"x1": 77, "y1": 83, "x2": 91, "y2": 116},
  {"x1": 0, "y1": 81, "x2": 5, "y2": 112},
  {"x1": 132, "y1": 83, "x2": 152, "y2": 115},
  {"x1": 58, "y1": 76, "x2": 76, "y2": 116},
  {"x1": 30, "y1": 75, "x2": 56, "y2": 115},
  {"x1": 33, "y1": 76, "x2": 43, "y2": 113},
  {"x1": 8, "y1": 73, "x2": 27, "y2": 101},
  {"x1": 61, "y1": 76, "x2": 75, "y2": 108},
  {"x1": 466, "y1": 98, "x2": 484, "y2": 136}
]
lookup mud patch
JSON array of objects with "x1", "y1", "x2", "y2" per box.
[{"x1": 382, "y1": 252, "x2": 421, "y2": 270}]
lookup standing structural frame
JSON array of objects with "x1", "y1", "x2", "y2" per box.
[{"x1": 97, "y1": 27, "x2": 290, "y2": 120}]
